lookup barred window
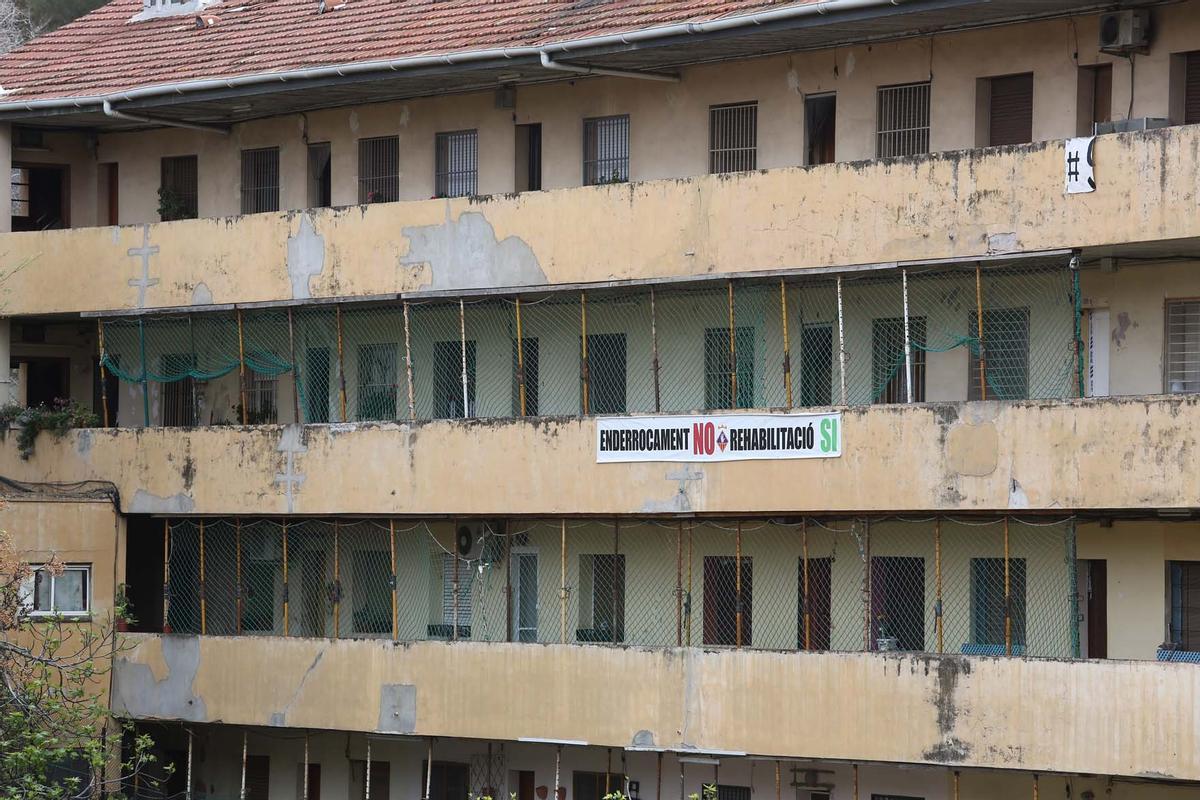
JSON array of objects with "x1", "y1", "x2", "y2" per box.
[
  {"x1": 583, "y1": 115, "x2": 629, "y2": 185},
  {"x1": 247, "y1": 368, "x2": 278, "y2": 424},
  {"x1": 876, "y1": 82, "x2": 931, "y2": 158},
  {"x1": 434, "y1": 130, "x2": 478, "y2": 198},
  {"x1": 358, "y1": 136, "x2": 399, "y2": 204},
  {"x1": 1166, "y1": 300, "x2": 1200, "y2": 393},
  {"x1": 240, "y1": 147, "x2": 279, "y2": 214},
  {"x1": 357, "y1": 343, "x2": 397, "y2": 421},
  {"x1": 440, "y1": 553, "x2": 475, "y2": 629},
  {"x1": 10, "y1": 167, "x2": 28, "y2": 218},
  {"x1": 709, "y1": 101, "x2": 757, "y2": 173},
  {"x1": 160, "y1": 155, "x2": 198, "y2": 220},
  {"x1": 704, "y1": 326, "x2": 755, "y2": 410},
  {"x1": 871, "y1": 317, "x2": 926, "y2": 404}
]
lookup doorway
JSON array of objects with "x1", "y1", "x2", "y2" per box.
[
  {"x1": 703, "y1": 555, "x2": 752, "y2": 646},
  {"x1": 805, "y1": 93, "x2": 836, "y2": 165},
  {"x1": 1079, "y1": 559, "x2": 1107, "y2": 658},
  {"x1": 11, "y1": 164, "x2": 69, "y2": 231},
  {"x1": 515, "y1": 124, "x2": 542, "y2": 192},
  {"x1": 15, "y1": 356, "x2": 69, "y2": 407},
  {"x1": 510, "y1": 548, "x2": 539, "y2": 642}
]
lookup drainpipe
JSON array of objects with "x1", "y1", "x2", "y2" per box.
[
  {"x1": 102, "y1": 99, "x2": 229, "y2": 134},
  {"x1": 538, "y1": 51, "x2": 679, "y2": 82}
]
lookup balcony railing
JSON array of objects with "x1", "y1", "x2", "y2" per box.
[
  {"x1": 149, "y1": 515, "x2": 1080, "y2": 659},
  {"x1": 98, "y1": 260, "x2": 1079, "y2": 427}
]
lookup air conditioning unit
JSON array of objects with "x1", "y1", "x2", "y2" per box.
[
  {"x1": 455, "y1": 520, "x2": 507, "y2": 564},
  {"x1": 1098, "y1": 9, "x2": 1151, "y2": 54},
  {"x1": 1094, "y1": 116, "x2": 1169, "y2": 135}
]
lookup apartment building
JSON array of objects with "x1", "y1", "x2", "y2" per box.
[{"x1": 2, "y1": 0, "x2": 1200, "y2": 798}]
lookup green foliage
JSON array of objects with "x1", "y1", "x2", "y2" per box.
[
  {"x1": 0, "y1": 400, "x2": 98, "y2": 460},
  {"x1": 20, "y1": 0, "x2": 106, "y2": 34},
  {"x1": 688, "y1": 785, "x2": 718, "y2": 800},
  {"x1": 156, "y1": 187, "x2": 190, "y2": 223}
]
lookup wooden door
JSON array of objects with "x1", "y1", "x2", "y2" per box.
[{"x1": 1086, "y1": 560, "x2": 1108, "y2": 659}]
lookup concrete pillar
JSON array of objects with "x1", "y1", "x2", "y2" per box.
[
  {"x1": 0, "y1": 318, "x2": 12, "y2": 406},
  {"x1": 0, "y1": 122, "x2": 11, "y2": 234}
]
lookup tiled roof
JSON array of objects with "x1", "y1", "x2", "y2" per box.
[{"x1": 0, "y1": 0, "x2": 818, "y2": 103}]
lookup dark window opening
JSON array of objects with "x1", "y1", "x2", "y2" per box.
[
  {"x1": 422, "y1": 762, "x2": 469, "y2": 800},
  {"x1": 1185, "y1": 52, "x2": 1200, "y2": 125},
  {"x1": 970, "y1": 557, "x2": 1026, "y2": 648},
  {"x1": 583, "y1": 115, "x2": 629, "y2": 185},
  {"x1": 160, "y1": 353, "x2": 197, "y2": 426},
  {"x1": 11, "y1": 164, "x2": 68, "y2": 231},
  {"x1": 703, "y1": 555, "x2": 752, "y2": 646},
  {"x1": 577, "y1": 553, "x2": 624, "y2": 643},
  {"x1": 872, "y1": 317, "x2": 926, "y2": 404},
  {"x1": 160, "y1": 155, "x2": 198, "y2": 220},
  {"x1": 798, "y1": 324, "x2": 833, "y2": 407},
  {"x1": 805, "y1": 94, "x2": 837, "y2": 166},
  {"x1": 798, "y1": 556, "x2": 832, "y2": 650},
  {"x1": 240, "y1": 147, "x2": 280, "y2": 214},
  {"x1": 704, "y1": 327, "x2": 755, "y2": 409},
  {"x1": 1079, "y1": 64, "x2": 1113, "y2": 134},
  {"x1": 573, "y1": 771, "x2": 626, "y2": 800},
  {"x1": 357, "y1": 343, "x2": 397, "y2": 421},
  {"x1": 304, "y1": 346, "x2": 331, "y2": 423},
  {"x1": 986, "y1": 73, "x2": 1034, "y2": 146},
  {"x1": 308, "y1": 142, "x2": 332, "y2": 208},
  {"x1": 515, "y1": 124, "x2": 542, "y2": 192},
  {"x1": 969, "y1": 307, "x2": 1030, "y2": 400},
  {"x1": 359, "y1": 136, "x2": 400, "y2": 204},
  {"x1": 870, "y1": 556, "x2": 925, "y2": 651},
  {"x1": 1169, "y1": 561, "x2": 1200, "y2": 651}
]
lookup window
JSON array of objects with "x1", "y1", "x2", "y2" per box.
[
  {"x1": 703, "y1": 555, "x2": 752, "y2": 646},
  {"x1": 969, "y1": 308, "x2": 1030, "y2": 400},
  {"x1": 512, "y1": 337, "x2": 539, "y2": 416},
  {"x1": 240, "y1": 147, "x2": 279, "y2": 214},
  {"x1": 583, "y1": 115, "x2": 629, "y2": 185},
  {"x1": 241, "y1": 559, "x2": 277, "y2": 633},
  {"x1": 704, "y1": 327, "x2": 755, "y2": 409},
  {"x1": 805, "y1": 93, "x2": 836, "y2": 166},
  {"x1": 161, "y1": 353, "x2": 197, "y2": 426},
  {"x1": 1166, "y1": 300, "x2": 1200, "y2": 393},
  {"x1": 970, "y1": 557, "x2": 1026, "y2": 648},
  {"x1": 872, "y1": 317, "x2": 926, "y2": 404},
  {"x1": 585, "y1": 333, "x2": 626, "y2": 415},
  {"x1": 799, "y1": 324, "x2": 833, "y2": 407},
  {"x1": 350, "y1": 760, "x2": 389, "y2": 800},
  {"x1": 876, "y1": 82, "x2": 931, "y2": 158},
  {"x1": 515, "y1": 123, "x2": 542, "y2": 192},
  {"x1": 439, "y1": 553, "x2": 474, "y2": 637},
  {"x1": 160, "y1": 155, "x2": 198, "y2": 220},
  {"x1": 433, "y1": 340, "x2": 476, "y2": 418},
  {"x1": 1078, "y1": 64, "x2": 1113, "y2": 135},
  {"x1": 578, "y1": 554, "x2": 624, "y2": 643},
  {"x1": 435, "y1": 130, "x2": 478, "y2": 198},
  {"x1": 21, "y1": 564, "x2": 90, "y2": 616},
  {"x1": 1169, "y1": 561, "x2": 1200, "y2": 651},
  {"x1": 307, "y1": 142, "x2": 332, "y2": 208},
  {"x1": 247, "y1": 368, "x2": 278, "y2": 424},
  {"x1": 870, "y1": 556, "x2": 924, "y2": 651},
  {"x1": 11, "y1": 165, "x2": 67, "y2": 231},
  {"x1": 359, "y1": 136, "x2": 399, "y2": 204},
  {"x1": 573, "y1": 772, "x2": 626, "y2": 800},
  {"x1": 357, "y1": 343, "x2": 397, "y2": 421},
  {"x1": 717, "y1": 787, "x2": 751, "y2": 800},
  {"x1": 422, "y1": 762, "x2": 469, "y2": 800},
  {"x1": 983, "y1": 73, "x2": 1034, "y2": 147},
  {"x1": 304, "y1": 346, "x2": 331, "y2": 423},
  {"x1": 245, "y1": 755, "x2": 270, "y2": 800},
  {"x1": 10, "y1": 166, "x2": 29, "y2": 217},
  {"x1": 709, "y1": 102, "x2": 758, "y2": 173},
  {"x1": 1184, "y1": 51, "x2": 1200, "y2": 125},
  {"x1": 798, "y1": 557, "x2": 832, "y2": 650},
  {"x1": 350, "y1": 550, "x2": 391, "y2": 635},
  {"x1": 510, "y1": 550, "x2": 538, "y2": 642}
]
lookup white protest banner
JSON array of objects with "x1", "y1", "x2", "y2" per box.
[{"x1": 596, "y1": 412, "x2": 842, "y2": 464}]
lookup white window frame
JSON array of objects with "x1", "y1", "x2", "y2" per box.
[
  {"x1": 1165, "y1": 299, "x2": 1200, "y2": 394},
  {"x1": 21, "y1": 563, "x2": 92, "y2": 617}
]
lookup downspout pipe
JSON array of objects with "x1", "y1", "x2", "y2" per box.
[
  {"x1": 538, "y1": 51, "x2": 679, "y2": 82},
  {"x1": 8, "y1": 0, "x2": 904, "y2": 116},
  {"x1": 102, "y1": 99, "x2": 229, "y2": 134}
]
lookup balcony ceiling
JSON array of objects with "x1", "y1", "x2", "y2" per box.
[{"x1": 7, "y1": 0, "x2": 1172, "y2": 131}]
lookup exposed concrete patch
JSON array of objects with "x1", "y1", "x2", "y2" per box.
[
  {"x1": 641, "y1": 466, "x2": 703, "y2": 513},
  {"x1": 400, "y1": 210, "x2": 546, "y2": 291},
  {"x1": 112, "y1": 636, "x2": 207, "y2": 721},
  {"x1": 1112, "y1": 311, "x2": 1136, "y2": 348},
  {"x1": 191, "y1": 282, "x2": 213, "y2": 306},
  {"x1": 985, "y1": 231, "x2": 1019, "y2": 253},
  {"x1": 74, "y1": 429, "x2": 92, "y2": 458},
  {"x1": 631, "y1": 729, "x2": 656, "y2": 748},
  {"x1": 274, "y1": 424, "x2": 307, "y2": 513},
  {"x1": 286, "y1": 214, "x2": 326, "y2": 300},
  {"x1": 944, "y1": 421, "x2": 998, "y2": 477},
  {"x1": 129, "y1": 489, "x2": 195, "y2": 514},
  {"x1": 377, "y1": 683, "x2": 417, "y2": 734},
  {"x1": 1008, "y1": 478, "x2": 1030, "y2": 509}
]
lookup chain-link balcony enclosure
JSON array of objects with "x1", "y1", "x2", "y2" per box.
[
  {"x1": 156, "y1": 516, "x2": 1079, "y2": 659},
  {"x1": 96, "y1": 260, "x2": 1081, "y2": 427}
]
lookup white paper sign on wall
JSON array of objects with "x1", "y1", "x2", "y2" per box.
[{"x1": 1065, "y1": 136, "x2": 1096, "y2": 194}]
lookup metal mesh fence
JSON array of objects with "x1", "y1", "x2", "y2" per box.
[
  {"x1": 158, "y1": 516, "x2": 1077, "y2": 658},
  {"x1": 97, "y1": 262, "x2": 1081, "y2": 427}
]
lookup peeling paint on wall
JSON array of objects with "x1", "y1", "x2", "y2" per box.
[
  {"x1": 128, "y1": 488, "x2": 195, "y2": 514},
  {"x1": 191, "y1": 281, "x2": 214, "y2": 306},
  {"x1": 286, "y1": 214, "x2": 326, "y2": 300},
  {"x1": 274, "y1": 424, "x2": 307, "y2": 513},
  {"x1": 112, "y1": 636, "x2": 208, "y2": 721},
  {"x1": 400, "y1": 210, "x2": 547, "y2": 291},
  {"x1": 127, "y1": 225, "x2": 161, "y2": 309},
  {"x1": 377, "y1": 683, "x2": 417, "y2": 733}
]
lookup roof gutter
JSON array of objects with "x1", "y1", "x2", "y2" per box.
[
  {"x1": 102, "y1": 99, "x2": 229, "y2": 133},
  {"x1": 538, "y1": 51, "x2": 680, "y2": 83},
  {"x1": 0, "y1": 0, "x2": 901, "y2": 115}
]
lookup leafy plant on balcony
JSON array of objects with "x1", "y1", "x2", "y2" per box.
[
  {"x1": 157, "y1": 186, "x2": 190, "y2": 222},
  {"x1": 0, "y1": 400, "x2": 99, "y2": 460}
]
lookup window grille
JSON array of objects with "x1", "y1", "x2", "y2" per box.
[
  {"x1": 434, "y1": 130, "x2": 478, "y2": 198},
  {"x1": 240, "y1": 147, "x2": 279, "y2": 214},
  {"x1": 247, "y1": 369, "x2": 278, "y2": 424},
  {"x1": 704, "y1": 326, "x2": 755, "y2": 409},
  {"x1": 582, "y1": 115, "x2": 629, "y2": 185},
  {"x1": 160, "y1": 155, "x2": 198, "y2": 220},
  {"x1": 1187, "y1": 52, "x2": 1200, "y2": 125},
  {"x1": 356, "y1": 343, "x2": 397, "y2": 421},
  {"x1": 441, "y1": 553, "x2": 475, "y2": 628},
  {"x1": 161, "y1": 353, "x2": 197, "y2": 426},
  {"x1": 970, "y1": 557, "x2": 1026, "y2": 647},
  {"x1": 359, "y1": 136, "x2": 399, "y2": 204},
  {"x1": 872, "y1": 317, "x2": 926, "y2": 404},
  {"x1": 307, "y1": 142, "x2": 332, "y2": 208},
  {"x1": 876, "y1": 82, "x2": 931, "y2": 158},
  {"x1": 10, "y1": 167, "x2": 29, "y2": 218},
  {"x1": 709, "y1": 102, "x2": 758, "y2": 173},
  {"x1": 1169, "y1": 561, "x2": 1200, "y2": 651},
  {"x1": 1166, "y1": 300, "x2": 1200, "y2": 393}
]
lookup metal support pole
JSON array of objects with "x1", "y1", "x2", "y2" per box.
[
  {"x1": 836, "y1": 276, "x2": 848, "y2": 405},
  {"x1": 506, "y1": 522, "x2": 513, "y2": 643},
  {"x1": 975, "y1": 264, "x2": 987, "y2": 401},
  {"x1": 1071, "y1": 253, "x2": 1083, "y2": 398},
  {"x1": 97, "y1": 320, "x2": 110, "y2": 427},
  {"x1": 515, "y1": 297, "x2": 527, "y2": 417},
  {"x1": 679, "y1": 756, "x2": 685, "y2": 800},
  {"x1": 237, "y1": 308, "x2": 249, "y2": 424},
  {"x1": 727, "y1": 280, "x2": 737, "y2": 408},
  {"x1": 365, "y1": 738, "x2": 372, "y2": 800},
  {"x1": 1004, "y1": 515, "x2": 1012, "y2": 657},
  {"x1": 605, "y1": 749, "x2": 612, "y2": 795},
  {"x1": 236, "y1": 519, "x2": 243, "y2": 636},
  {"x1": 803, "y1": 518, "x2": 811, "y2": 650},
  {"x1": 902, "y1": 268, "x2": 914, "y2": 404},
  {"x1": 138, "y1": 317, "x2": 150, "y2": 427},
  {"x1": 459, "y1": 299, "x2": 469, "y2": 417},
  {"x1": 303, "y1": 733, "x2": 309, "y2": 800},
  {"x1": 651, "y1": 286, "x2": 662, "y2": 413},
  {"x1": 686, "y1": 523, "x2": 693, "y2": 648},
  {"x1": 199, "y1": 519, "x2": 207, "y2": 636},
  {"x1": 561, "y1": 519, "x2": 567, "y2": 644},
  {"x1": 403, "y1": 301, "x2": 416, "y2": 421},
  {"x1": 452, "y1": 524, "x2": 460, "y2": 641},
  {"x1": 676, "y1": 521, "x2": 683, "y2": 647},
  {"x1": 953, "y1": 770, "x2": 960, "y2": 800},
  {"x1": 580, "y1": 292, "x2": 590, "y2": 416},
  {"x1": 424, "y1": 739, "x2": 433, "y2": 800},
  {"x1": 656, "y1": 752, "x2": 663, "y2": 800},
  {"x1": 390, "y1": 519, "x2": 398, "y2": 641},
  {"x1": 852, "y1": 764, "x2": 859, "y2": 800},
  {"x1": 553, "y1": 745, "x2": 561, "y2": 800},
  {"x1": 162, "y1": 519, "x2": 171, "y2": 632},
  {"x1": 336, "y1": 304, "x2": 348, "y2": 421},
  {"x1": 612, "y1": 520, "x2": 620, "y2": 644},
  {"x1": 239, "y1": 730, "x2": 247, "y2": 800},
  {"x1": 333, "y1": 520, "x2": 341, "y2": 638},
  {"x1": 780, "y1": 279, "x2": 793, "y2": 408},
  {"x1": 288, "y1": 307, "x2": 301, "y2": 424},
  {"x1": 935, "y1": 517, "x2": 944, "y2": 654},
  {"x1": 186, "y1": 728, "x2": 194, "y2": 800},
  {"x1": 775, "y1": 761, "x2": 781, "y2": 800},
  {"x1": 282, "y1": 520, "x2": 290, "y2": 636},
  {"x1": 1033, "y1": 773, "x2": 1039, "y2": 800},
  {"x1": 1069, "y1": 519, "x2": 1081, "y2": 658},
  {"x1": 735, "y1": 520, "x2": 743, "y2": 648},
  {"x1": 862, "y1": 519, "x2": 872, "y2": 651}
]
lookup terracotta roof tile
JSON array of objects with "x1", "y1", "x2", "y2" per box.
[{"x1": 0, "y1": 0, "x2": 818, "y2": 103}]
